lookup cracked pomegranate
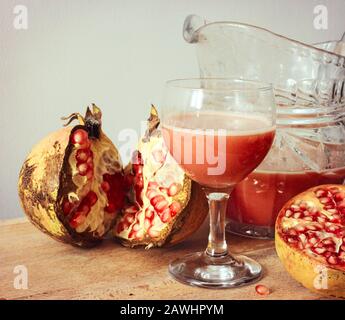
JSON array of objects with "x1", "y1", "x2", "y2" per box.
[
  {"x1": 18, "y1": 105, "x2": 125, "y2": 247},
  {"x1": 113, "y1": 106, "x2": 208, "y2": 248},
  {"x1": 275, "y1": 184, "x2": 345, "y2": 298}
]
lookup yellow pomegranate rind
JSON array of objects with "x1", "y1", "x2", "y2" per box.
[
  {"x1": 275, "y1": 184, "x2": 345, "y2": 298},
  {"x1": 18, "y1": 106, "x2": 122, "y2": 247}
]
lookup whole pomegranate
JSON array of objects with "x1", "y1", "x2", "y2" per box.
[
  {"x1": 18, "y1": 105, "x2": 125, "y2": 247},
  {"x1": 113, "y1": 106, "x2": 208, "y2": 248},
  {"x1": 275, "y1": 184, "x2": 345, "y2": 298}
]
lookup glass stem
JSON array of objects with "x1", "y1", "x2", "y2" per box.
[{"x1": 204, "y1": 188, "x2": 232, "y2": 258}]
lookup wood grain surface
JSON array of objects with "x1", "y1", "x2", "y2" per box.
[{"x1": 0, "y1": 218, "x2": 335, "y2": 300}]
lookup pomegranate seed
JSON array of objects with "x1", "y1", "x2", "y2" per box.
[
  {"x1": 155, "y1": 199, "x2": 169, "y2": 213},
  {"x1": 291, "y1": 205, "x2": 300, "y2": 212},
  {"x1": 309, "y1": 237, "x2": 318, "y2": 245},
  {"x1": 126, "y1": 214, "x2": 135, "y2": 224},
  {"x1": 317, "y1": 216, "x2": 326, "y2": 223},
  {"x1": 319, "y1": 197, "x2": 331, "y2": 204},
  {"x1": 287, "y1": 237, "x2": 297, "y2": 244},
  {"x1": 76, "y1": 149, "x2": 90, "y2": 163},
  {"x1": 255, "y1": 284, "x2": 270, "y2": 296},
  {"x1": 303, "y1": 217, "x2": 313, "y2": 221},
  {"x1": 295, "y1": 225, "x2": 306, "y2": 232},
  {"x1": 327, "y1": 255, "x2": 339, "y2": 265},
  {"x1": 285, "y1": 209, "x2": 293, "y2": 217},
  {"x1": 148, "y1": 228, "x2": 160, "y2": 238},
  {"x1": 62, "y1": 200, "x2": 73, "y2": 215},
  {"x1": 132, "y1": 223, "x2": 140, "y2": 232},
  {"x1": 169, "y1": 201, "x2": 181, "y2": 216},
  {"x1": 151, "y1": 195, "x2": 165, "y2": 207},
  {"x1": 79, "y1": 204, "x2": 90, "y2": 216},
  {"x1": 314, "y1": 247, "x2": 326, "y2": 254},
  {"x1": 168, "y1": 183, "x2": 180, "y2": 197},
  {"x1": 87, "y1": 191, "x2": 98, "y2": 206},
  {"x1": 101, "y1": 181, "x2": 110, "y2": 192},
  {"x1": 146, "y1": 189, "x2": 158, "y2": 200},
  {"x1": 69, "y1": 212, "x2": 86, "y2": 228},
  {"x1": 148, "y1": 181, "x2": 159, "y2": 189},
  {"x1": 293, "y1": 212, "x2": 302, "y2": 219},
  {"x1": 105, "y1": 202, "x2": 116, "y2": 213},
  {"x1": 77, "y1": 163, "x2": 88, "y2": 176},
  {"x1": 161, "y1": 210, "x2": 171, "y2": 223},
  {"x1": 71, "y1": 129, "x2": 88, "y2": 145},
  {"x1": 315, "y1": 189, "x2": 327, "y2": 198},
  {"x1": 288, "y1": 229, "x2": 298, "y2": 236},
  {"x1": 86, "y1": 169, "x2": 93, "y2": 180},
  {"x1": 136, "y1": 229, "x2": 144, "y2": 240},
  {"x1": 306, "y1": 224, "x2": 317, "y2": 231},
  {"x1": 322, "y1": 238, "x2": 334, "y2": 245},
  {"x1": 125, "y1": 205, "x2": 138, "y2": 214},
  {"x1": 145, "y1": 209, "x2": 154, "y2": 219}
]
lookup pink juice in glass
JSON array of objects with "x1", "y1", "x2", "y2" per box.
[{"x1": 162, "y1": 111, "x2": 275, "y2": 188}]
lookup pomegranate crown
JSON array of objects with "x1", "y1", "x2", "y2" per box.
[
  {"x1": 143, "y1": 104, "x2": 160, "y2": 142},
  {"x1": 61, "y1": 104, "x2": 102, "y2": 139}
]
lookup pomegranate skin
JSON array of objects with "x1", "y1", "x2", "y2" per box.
[
  {"x1": 275, "y1": 184, "x2": 345, "y2": 298},
  {"x1": 18, "y1": 106, "x2": 123, "y2": 247}
]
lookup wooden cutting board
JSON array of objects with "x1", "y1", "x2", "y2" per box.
[{"x1": 0, "y1": 217, "x2": 335, "y2": 300}]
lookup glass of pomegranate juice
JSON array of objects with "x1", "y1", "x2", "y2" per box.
[{"x1": 161, "y1": 78, "x2": 276, "y2": 288}]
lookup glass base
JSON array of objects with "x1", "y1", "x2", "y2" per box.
[
  {"x1": 226, "y1": 219, "x2": 274, "y2": 239},
  {"x1": 169, "y1": 251, "x2": 262, "y2": 289}
]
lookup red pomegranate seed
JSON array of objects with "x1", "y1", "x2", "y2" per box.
[
  {"x1": 309, "y1": 237, "x2": 318, "y2": 245},
  {"x1": 101, "y1": 181, "x2": 110, "y2": 192},
  {"x1": 155, "y1": 199, "x2": 169, "y2": 213},
  {"x1": 69, "y1": 211, "x2": 87, "y2": 228},
  {"x1": 148, "y1": 181, "x2": 158, "y2": 189},
  {"x1": 322, "y1": 238, "x2": 334, "y2": 245},
  {"x1": 86, "y1": 169, "x2": 93, "y2": 180},
  {"x1": 62, "y1": 200, "x2": 74, "y2": 215},
  {"x1": 126, "y1": 214, "x2": 135, "y2": 224},
  {"x1": 168, "y1": 183, "x2": 180, "y2": 197},
  {"x1": 148, "y1": 228, "x2": 160, "y2": 238},
  {"x1": 151, "y1": 195, "x2": 165, "y2": 207},
  {"x1": 132, "y1": 223, "x2": 140, "y2": 232},
  {"x1": 169, "y1": 201, "x2": 181, "y2": 216},
  {"x1": 146, "y1": 189, "x2": 158, "y2": 200},
  {"x1": 255, "y1": 284, "x2": 270, "y2": 296},
  {"x1": 161, "y1": 210, "x2": 171, "y2": 223},
  {"x1": 285, "y1": 209, "x2": 293, "y2": 217},
  {"x1": 319, "y1": 197, "x2": 331, "y2": 204},
  {"x1": 291, "y1": 205, "x2": 300, "y2": 212},
  {"x1": 293, "y1": 212, "x2": 302, "y2": 219},
  {"x1": 145, "y1": 209, "x2": 154, "y2": 219},
  {"x1": 87, "y1": 191, "x2": 98, "y2": 206},
  {"x1": 327, "y1": 255, "x2": 339, "y2": 265},
  {"x1": 314, "y1": 247, "x2": 326, "y2": 254},
  {"x1": 315, "y1": 189, "x2": 327, "y2": 198},
  {"x1": 71, "y1": 129, "x2": 88, "y2": 145},
  {"x1": 125, "y1": 205, "x2": 138, "y2": 214},
  {"x1": 79, "y1": 204, "x2": 90, "y2": 216},
  {"x1": 295, "y1": 225, "x2": 306, "y2": 232},
  {"x1": 76, "y1": 149, "x2": 90, "y2": 163},
  {"x1": 77, "y1": 163, "x2": 88, "y2": 176}
]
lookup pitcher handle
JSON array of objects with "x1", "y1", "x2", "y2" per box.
[{"x1": 183, "y1": 14, "x2": 207, "y2": 43}]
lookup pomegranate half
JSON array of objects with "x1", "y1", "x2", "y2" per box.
[
  {"x1": 18, "y1": 105, "x2": 125, "y2": 247},
  {"x1": 113, "y1": 106, "x2": 208, "y2": 248},
  {"x1": 275, "y1": 184, "x2": 345, "y2": 298}
]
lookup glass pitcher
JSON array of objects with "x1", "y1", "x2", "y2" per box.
[{"x1": 184, "y1": 15, "x2": 345, "y2": 238}]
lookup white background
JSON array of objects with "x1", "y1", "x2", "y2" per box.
[{"x1": 1, "y1": 0, "x2": 345, "y2": 219}]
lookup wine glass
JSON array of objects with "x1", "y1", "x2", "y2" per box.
[{"x1": 160, "y1": 78, "x2": 276, "y2": 288}]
